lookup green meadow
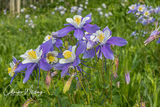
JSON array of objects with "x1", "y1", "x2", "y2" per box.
[{"x1": 0, "y1": 0, "x2": 160, "y2": 106}]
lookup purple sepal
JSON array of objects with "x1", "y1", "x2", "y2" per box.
[
  {"x1": 39, "y1": 58, "x2": 52, "y2": 71},
  {"x1": 101, "y1": 44, "x2": 114, "y2": 60},
  {"x1": 23, "y1": 63, "x2": 37, "y2": 83},
  {"x1": 57, "y1": 26, "x2": 75, "y2": 37},
  {"x1": 83, "y1": 24, "x2": 100, "y2": 33},
  {"x1": 107, "y1": 37, "x2": 128, "y2": 46}
]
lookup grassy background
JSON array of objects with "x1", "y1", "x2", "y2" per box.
[{"x1": 0, "y1": 0, "x2": 160, "y2": 106}]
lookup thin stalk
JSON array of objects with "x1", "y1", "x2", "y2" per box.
[
  {"x1": 110, "y1": 63, "x2": 113, "y2": 104},
  {"x1": 101, "y1": 56, "x2": 105, "y2": 84},
  {"x1": 75, "y1": 67, "x2": 90, "y2": 104},
  {"x1": 103, "y1": 55, "x2": 108, "y2": 104}
]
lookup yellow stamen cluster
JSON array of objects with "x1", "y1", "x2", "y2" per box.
[
  {"x1": 48, "y1": 36, "x2": 52, "y2": 40},
  {"x1": 47, "y1": 53, "x2": 55, "y2": 62},
  {"x1": 138, "y1": 7, "x2": 143, "y2": 11},
  {"x1": 8, "y1": 64, "x2": 17, "y2": 77},
  {"x1": 74, "y1": 17, "x2": 81, "y2": 25},
  {"x1": 131, "y1": 6, "x2": 135, "y2": 10},
  {"x1": 8, "y1": 68, "x2": 12, "y2": 74},
  {"x1": 63, "y1": 51, "x2": 72, "y2": 59},
  {"x1": 28, "y1": 50, "x2": 37, "y2": 59},
  {"x1": 144, "y1": 11, "x2": 149, "y2": 16},
  {"x1": 98, "y1": 33, "x2": 105, "y2": 43}
]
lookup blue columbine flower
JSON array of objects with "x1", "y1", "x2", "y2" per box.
[
  {"x1": 46, "y1": 51, "x2": 59, "y2": 64},
  {"x1": 147, "y1": 17, "x2": 155, "y2": 24},
  {"x1": 20, "y1": 46, "x2": 52, "y2": 83},
  {"x1": 143, "y1": 10, "x2": 150, "y2": 17},
  {"x1": 76, "y1": 32, "x2": 97, "y2": 59},
  {"x1": 76, "y1": 27, "x2": 127, "y2": 59},
  {"x1": 9, "y1": 57, "x2": 29, "y2": 84},
  {"x1": 89, "y1": 26, "x2": 127, "y2": 59},
  {"x1": 40, "y1": 33, "x2": 63, "y2": 55},
  {"x1": 144, "y1": 26, "x2": 160, "y2": 45},
  {"x1": 8, "y1": 57, "x2": 20, "y2": 77},
  {"x1": 154, "y1": 7, "x2": 160, "y2": 14},
  {"x1": 128, "y1": 4, "x2": 138, "y2": 13},
  {"x1": 137, "y1": 5, "x2": 146, "y2": 13},
  {"x1": 57, "y1": 14, "x2": 100, "y2": 40},
  {"x1": 131, "y1": 31, "x2": 137, "y2": 36},
  {"x1": 54, "y1": 45, "x2": 81, "y2": 77}
]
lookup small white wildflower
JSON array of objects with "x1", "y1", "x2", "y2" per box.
[
  {"x1": 16, "y1": 15, "x2": 20, "y2": 18},
  {"x1": 108, "y1": 12, "x2": 113, "y2": 16},
  {"x1": 25, "y1": 20, "x2": 28, "y2": 23},
  {"x1": 21, "y1": 8, "x2": 25, "y2": 13},
  {"x1": 51, "y1": 12, "x2": 55, "y2": 15},
  {"x1": 35, "y1": 16, "x2": 37, "y2": 19},
  {"x1": 25, "y1": 14, "x2": 30, "y2": 19},
  {"x1": 33, "y1": 6, "x2": 37, "y2": 10},
  {"x1": 102, "y1": 3, "x2": 106, "y2": 8},
  {"x1": 60, "y1": 11, "x2": 65, "y2": 15},
  {"x1": 105, "y1": 13, "x2": 109, "y2": 17},
  {"x1": 80, "y1": 4, "x2": 83, "y2": 7},
  {"x1": 99, "y1": 11, "x2": 103, "y2": 16},
  {"x1": 30, "y1": 4, "x2": 33, "y2": 8},
  {"x1": 97, "y1": 8, "x2": 102, "y2": 12}
]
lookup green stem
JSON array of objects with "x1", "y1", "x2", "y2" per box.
[{"x1": 75, "y1": 67, "x2": 90, "y2": 104}]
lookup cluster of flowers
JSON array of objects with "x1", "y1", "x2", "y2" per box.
[
  {"x1": 130, "y1": 30, "x2": 147, "y2": 38},
  {"x1": 8, "y1": 14, "x2": 127, "y2": 91},
  {"x1": 96, "y1": 3, "x2": 113, "y2": 18},
  {"x1": 144, "y1": 23, "x2": 160, "y2": 45},
  {"x1": 52, "y1": 0, "x2": 88, "y2": 15},
  {"x1": 70, "y1": 0, "x2": 88, "y2": 15},
  {"x1": 24, "y1": 14, "x2": 35, "y2": 28},
  {"x1": 70, "y1": 4, "x2": 85, "y2": 15},
  {"x1": 30, "y1": 4, "x2": 37, "y2": 10},
  {"x1": 128, "y1": 4, "x2": 160, "y2": 25},
  {"x1": 54, "y1": 6, "x2": 67, "y2": 15},
  {"x1": 128, "y1": 4, "x2": 160, "y2": 45}
]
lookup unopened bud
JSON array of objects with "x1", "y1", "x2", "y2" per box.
[
  {"x1": 63, "y1": 73, "x2": 74, "y2": 93},
  {"x1": 46, "y1": 71, "x2": 51, "y2": 89},
  {"x1": 22, "y1": 98, "x2": 34, "y2": 107}
]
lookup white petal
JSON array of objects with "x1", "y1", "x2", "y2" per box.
[
  {"x1": 73, "y1": 15, "x2": 82, "y2": 20},
  {"x1": 59, "y1": 58, "x2": 72, "y2": 64},
  {"x1": 52, "y1": 51, "x2": 58, "y2": 56},
  {"x1": 59, "y1": 59, "x2": 66, "y2": 64},
  {"x1": 81, "y1": 17, "x2": 90, "y2": 24},
  {"x1": 10, "y1": 62, "x2": 14, "y2": 68},
  {"x1": 35, "y1": 46, "x2": 42, "y2": 57},
  {"x1": 72, "y1": 45, "x2": 76, "y2": 54},
  {"x1": 54, "y1": 57, "x2": 58, "y2": 63},
  {"x1": 104, "y1": 29, "x2": 111, "y2": 37},
  {"x1": 35, "y1": 46, "x2": 40, "y2": 54},
  {"x1": 20, "y1": 53, "x2": 28, "y2": 59},
  {"x1": 66, "y1": 18, "x2": 74, "y2": 24},
  {"x1": 22, "y1": 59, "x2": 33, "y2": 64},
  {"x1": 82, "y1": 37, "x2": 86, "y2": 40},
  {"x1": 52, "y1": 38, "x2": 56, "y2": 44},
  {"x1": 90, "y1": 35, "x2": 98, "y2": 42},
  {"x1": 66, "y1": 18, "x2": 78, "y2": 28},
  {"x1": 87, "y1": 41, "x2": 93, "y2": 49},
  {"x1": 79, "y1": 17, "x2": 90, "y2": 28}
]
